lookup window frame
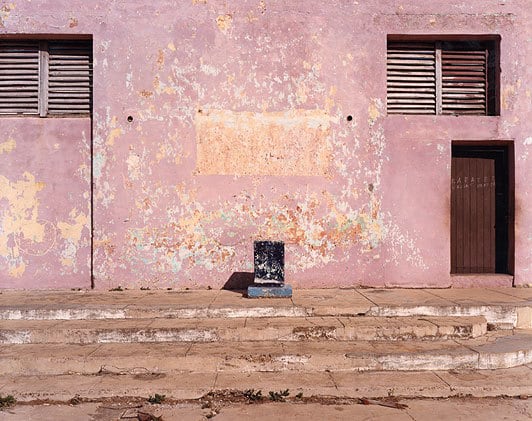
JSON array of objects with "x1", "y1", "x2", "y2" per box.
[
  {"x1": 0, "y1": 37, "x2": 93, "y2": 118},
  {"x1": 386, "y1": 35, "x2": 500, "y2": 116}
]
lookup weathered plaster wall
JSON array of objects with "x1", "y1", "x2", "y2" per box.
[
  {"x1": 1, "y1": 0, "x2": 530, "y2": 289},
  {"x1": 0, "y1": 119, "x2": 91, "y2": 288}
]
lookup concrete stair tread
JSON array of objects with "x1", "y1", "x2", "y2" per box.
[
  {"x1": 0, "y1": 289, "x2": 530, "y2": 328},
  {"x1": 1, "y1": 331, "x2": 530, "y2": 374},
  {"x1": 0, "y1": 315, "x2": 487, "y2": 343},
  {"x1": 1, "y1": 365, "x2": 531, "y2": 402}
]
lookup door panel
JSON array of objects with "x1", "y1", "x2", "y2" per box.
[
  {"x1": 451, "y1": 145, "x2": 509, "y2": 274},
  {"x1": 451, "y1": 157, "x2": 495, "y2": 273}
]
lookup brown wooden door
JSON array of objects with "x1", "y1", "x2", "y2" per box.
[
  {"x1": 451, "y1": 145, "x2": 510, "y2": 274},
  {"x1": 451, "y1": 157, "x2": 496, "y2": 273}
]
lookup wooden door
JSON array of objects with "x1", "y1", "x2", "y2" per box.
[{"x1": 451, "y1": 146, "x2": 509, "y2": 274}]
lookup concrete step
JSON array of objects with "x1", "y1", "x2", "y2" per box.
[
  {"x1": 1, "y1": 331, "x2": 531, "y2": 375},
  {"x1": 1, "y1": 289, "x2": 531, "y2": 329},
  {"x1": 0, "y1": 315, "x2": 487, "y2": 344},
  {"x1": 1, "y1": 363, "x2": 531, "y2": 403}
]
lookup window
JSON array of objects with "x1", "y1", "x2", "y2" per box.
[
  {"x1": 0, "y1": 39, "x2": 92, "y2": 116},
  {"x1": 387, "y1": 38, "x2": 499, "y2": 116}
]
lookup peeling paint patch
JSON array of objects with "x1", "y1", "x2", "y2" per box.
[
  {"x1": 501, "y1": 84, "x2": 516, "y2": 111},
  {"x1": 0, "y1": 2, "x2": 15, "y2": 27},
  {"x1": 216, "y1": 14, "x2": 233, "y2": 33},
  {"x1": 368, "y1": 99, "x2": 381, "y2": 126},
  {"x1": 106, "y1": 127, "x2": 123, "y2": 146},
  {"x1": 196, "y1": 109, "x2": 333, "y2": 176},
  {"x1": 8, "y1": 261, "x2": 25, "y2": 278},
  {"x1": 0, "y1": 172, "x2": 46, "y2": 244},
  {"x1": 0, "y1": 172, "x2": 47, "y2": 277},
  {"x1": 126, "y1": 152, "x2": 142, "y2": 180},
  {"x1": 156, "y1": 49, "x2": 165, "y2": 70},
  {"x1": 93, "y1": 153, "x2": 106, "y2": 180},
  {"x1": 0, "y1": 138, "x2": 16, "y2": 154},
  {"x1": 57, "y1": 209, "x2": 89, "y2": 243}
]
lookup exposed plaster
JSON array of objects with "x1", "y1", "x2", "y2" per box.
[
  {"x1": 195, "y1": 109, "x2": 333, "y2": 176},
  {"x1": 0, "y1": 138, "x2": 16, "y2": 155}
]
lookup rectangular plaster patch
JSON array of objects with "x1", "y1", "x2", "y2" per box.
[{"x1": 195, "y1": 109, "x2": 332, "y2": 176}]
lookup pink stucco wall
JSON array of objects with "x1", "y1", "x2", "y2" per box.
[
  {"x1": 0, "y1": 0, "x2": 531, "y2": 289},
  {"x1": 0, "y1": 118, "x2": 91, "y2": 288}
]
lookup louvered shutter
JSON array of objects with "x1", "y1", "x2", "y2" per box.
[
  {"x1": 441, "y1": 49, "x2": 487, "y2": 115},
  {"x1": 48, "y1": 40, "x2": 92, "y2": 115},
  {"x1": 387, "y1": 42, "x2": 436, "y2": 114},
  {"x1": 0, "y1": 41, "x2": 40, "y2": 115}
]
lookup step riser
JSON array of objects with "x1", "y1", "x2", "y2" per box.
[
  {"x1": 367, "y1": 306, "x2": 519, "y2": 328},
  {"x1": 0, "y1": 323, "x2": 486, "y2": 344},
  {"x1": 2, "y1": 349, "x2": 531, "y2": 376},
  {"x1": 0, "y1": 307, "x2": 309, "y2": 321},
  {"x1": 0, "y1": 306, "x2": 529, "y2": 329}
]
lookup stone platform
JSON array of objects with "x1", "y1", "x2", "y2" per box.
[{"x1": 0, "y1": 287, "x2": 531, "y2": 403}]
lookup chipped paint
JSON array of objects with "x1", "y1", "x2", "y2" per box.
[
  {"x1": 1, "y1": 117, "x2": 90, "y2": 287},
  {"x1": 368, "y1": 99, "x2": 381, "y2": 126},
  {"x1": 1, "y1": 0, "x2": 531, "y2": 289},
  {"x1": 0, "y1": 138, "x2": 16, "y2": 154},
  {"x1": 57, "y1": 210, "x2": 89, "y2": 243},
  {"x1": 0, "y1": 172, "x2": 45, "y2": 277},
  {"x1": 0, "y1": 172, "x2": 46, "y2": 243},
  {"x1": 106, "y1": 128, "x2": 123, "y2": 146},
  {"x1": 216, "y1": 14, "x2": 233, "y2": 33},
  {"x1": 0, "y1": 2, "x2": 15, "y2": 27}
]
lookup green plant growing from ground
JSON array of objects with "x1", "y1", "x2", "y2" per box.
[
  {"x1": 0, "y1": 395, "x2": 16, "y2": 409},
  {"x1": 243, "y1": 389, "x2": 263, "y2": 402},
  {"x1": 268, "y1": 389, "x2": 290, "y2": 402},
  {"x1": 147, "y1": 393, "x2": 166, "y2": 404},
  {"x1": 69, "y1": 395, "x2": 82, "y2": 405}
]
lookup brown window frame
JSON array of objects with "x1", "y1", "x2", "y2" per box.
[{"x1": 387, "y1": 36, "x2": 500, "y2": 116}]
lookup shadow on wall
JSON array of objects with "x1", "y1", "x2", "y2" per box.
[{"x1": 223, "y1": 272, "x2": 254, "y2": 291}]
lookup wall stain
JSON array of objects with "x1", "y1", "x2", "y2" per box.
[
  {"x1": 216, "y1": 14, "x2": 233, "y2": 33},
  {"x1": 0, "y1": 138, "x2": 16, "y2": 154}
]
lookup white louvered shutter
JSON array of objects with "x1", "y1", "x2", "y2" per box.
[
  {"x1": 0, "y1": 41, "x2": 40, "y2": 115},
  {"x1": 48, "y1": 40, "x2": 92, "y2": 115},
  {"x1": 387, "y1": 42, "x2": 436, "y2": 115},
  {"x1": 441, "y1": 48, "x2": 488, "y2": 115}
]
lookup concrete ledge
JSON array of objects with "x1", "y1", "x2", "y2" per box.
[
  {"x1": 0, "y1": 289, "x2": 530, "y2": 327},
  {"x1": 0, "y1": 316, "x2": 487, "y2": 344},
  {"x1": 366, "y1": 305, "x2": 520, "y2": 327},
  {"x1": 1, "y1": 331, "x2": 530, "y2": 375}
]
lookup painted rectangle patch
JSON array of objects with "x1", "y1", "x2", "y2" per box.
[{"x1": 195, "y1": 109, "x2": 332, "y2": 176}]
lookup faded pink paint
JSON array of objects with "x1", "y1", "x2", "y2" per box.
[
  {"x1": 0, "y1": 118, "x2": 91, "y2": 288},
  {"x1": 0, "y1": 1, "x2": 531, "y2": 289}
]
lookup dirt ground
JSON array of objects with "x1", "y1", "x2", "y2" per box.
[{"x1": 0, "y1": 394, "x2": 530, "y2": 421}]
